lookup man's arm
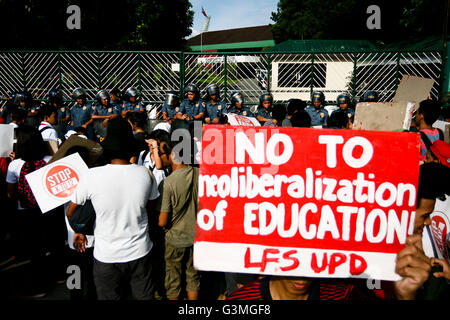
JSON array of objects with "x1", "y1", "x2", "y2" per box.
[
  {"x1": 6, "y1": 183, "x2": 16, "y2": 200},
  {"x1": 394, "y1": 234, "x2": 431, "y2": 300},
  {"x1": 193, "y1": 112, "x2": 204, "y2": 120},
  {"x1": 66, "y1": 201, "x2": 80, "y2": 219},
  {"x1": 158, "y1": 211, "x2": 170, "y2": 227},
  {"x1": 257, "y1": 115, "x2": 271, "y2": 122}
]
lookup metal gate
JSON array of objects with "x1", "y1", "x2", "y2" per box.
[{"x1": 0, "y1": 50, "x2": 443, "y2": 118}]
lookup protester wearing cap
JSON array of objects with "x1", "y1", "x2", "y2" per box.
[
  {"x1": 426, "y1": 140, "x2": 450, "y2": 168},
  {"x1": 67, "y1": 117, "x2": 159, "y2": 300},
  {"x1": 152, "y1": 121, "x2": 171, "y2": 133}
]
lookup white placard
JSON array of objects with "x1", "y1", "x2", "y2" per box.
[
  {"x1": 0, "y1": 124, "x2": 14, "y2": 157},
  {"x1": 25, "y1": 152, "x2": 89, "y2": 214},
  {"x1": 423, "y1": 196, "x2": 450, "y2": 262},
  {"x1": 226, "y1": 113, "x2": 261, "y2": 127}
]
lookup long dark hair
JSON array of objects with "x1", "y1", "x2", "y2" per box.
[{"x1": 16, "y1": 125, "x2": 47, "y2": 161}]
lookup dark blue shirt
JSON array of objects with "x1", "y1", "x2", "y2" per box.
[
  {"x1": 205, "y1": 101, "x2": 227, "y2": 120},
  {"x1": 123, "y1": 101, "x2": 144, "y2": 112},
  {"x1": 69, "y1": 103, "x2": 93, "y2": 128},
  {"x1": 92, "y1": 104, "x2": 120, "y2": 116},
  {"x1": 179, "y1": 99, "x2": 206, "y2": 118},
  {"x1": 161, "y1": 103, "x2": 180, "y2": 119},
  {"x1": 257, "y1": 107, "x2": 273, "y2": 124},
  {"x1": 227, "y1": 106, "x2": 255, "y2": 118},
  {"x1": 56, "y1": 104, "x2": 69, "y2": 120},
  {"x1": 338, "y1": 107, "x2": 355, "y2": 119},
  {"x1": 24, "y1": 104, "x2": 41, "y2": 128},
  {"x1": 306, "y1": 105, "x2": 328, "y2": 127}
]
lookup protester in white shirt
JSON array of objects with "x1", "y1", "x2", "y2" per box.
[
  {"x1": 37, "y1": 104, "x2": 58, "y2": 142},
  {"x1": 137, "y1": 129, "x2": 172, "y2": 187},
  {"x1": 5, "y1": 125, "x2": 55, "y2": 297},
  {"x1": 67, "y1": 117, "x2": 159, "y2": 300}
]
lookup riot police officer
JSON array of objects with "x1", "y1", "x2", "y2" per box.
[
  {"x1": 161, "y1": 90, "x2": 180, "y2": 123},
  {"x1": 363, "y1": 90, "x2": 378, "y2": 102},
  {"x1": 336, "y1": 93, "x2": 355, "y2": 119},
  {"x1": 228, "y1": 91, "x2": 254, "y2": 117},
  {"x1": 68, "y1": 88, "x2": 95, "y2": 140},
  {"x1": 16, "y1": 91, "x2": 40, "y2": 128},
  {"x1": 256, "y1": 92, "x2": 273, "y2": 125},
  {"x1": 92, "y1": 89, "x2": 120, "y2": 141},
  {"x1": 305, "y1": 91, "x2": 328, "y2": 127},
  {"x1": 122, "y1": 87, "x2": 145, "y2": 117},
  {"x1": 48, "y1": 88, "x2": 69, "y2": 138},
  {"x1": 179, "y1": 83, "x2": 205, "y2": 121},
  {"x1": 204, "y1": 84, "x2": 227, "y2": 124},
  {"x1": 0, "y1": 92, "x2": 18, "y2": 123}
]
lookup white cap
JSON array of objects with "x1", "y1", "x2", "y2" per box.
[
  {"x1": 64, "y1": 130, "x2": 88, "y2": 140},
  {"x1": 152, "y1": 122, "x2": 171, "y2": 133}
]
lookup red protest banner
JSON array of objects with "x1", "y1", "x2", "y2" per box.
[{"x1": 194, "y1": 125, "x2": 421, "y2": 281}]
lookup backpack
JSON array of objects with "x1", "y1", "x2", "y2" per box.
[
  {"x1": 39, "y1": 126, "x2": 52, "y2": 133},
  {"x1": 69, "y1": 200, "x2": 96, "y2": 235},
  {"x1": 140, "y1": 149, "x2": 171, "y2": 177},
  {"x1": 17, "y1": 160, "x2": 46, "y2": 209}
]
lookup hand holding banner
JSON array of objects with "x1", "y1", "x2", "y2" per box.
[
  {"x1": 194, "y1": 126, "x2": 420, "y2": 281},
  {"x1": 25, "y1": 152, "x2": 89, "y2": 213}
]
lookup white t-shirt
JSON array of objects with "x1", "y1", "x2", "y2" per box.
[
  {"x1": 38, "y1": 121, "x2": 58, "y2": 141},
  {"x1": 6, "y1": 155, "x2": 53, "y2": 210},
  {"x1": 70, "y1": 164, "x2": 159, "y2": 263},
  {"x1": 137, "y1": 150, "x2": 167, "y2": 187}
]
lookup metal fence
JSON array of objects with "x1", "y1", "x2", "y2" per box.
[{"x1": 0, "y1": 50, "x2": 444, "y2": 117}]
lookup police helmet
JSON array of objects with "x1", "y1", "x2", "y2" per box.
[
  {"x1": 311, "y1": 91, "x2": 325, "y2": 104},
  {"x1": 72, "y1": 88, "x2": 87, "y2": 100},
  {"x1": 363, "y1": 90, "x2": 378, "y2": 102},
  {"x1": 48, "y1": 89, "x2": 63, "y2": 105},
  {"x1": 165, "y1": 90, "x2": 179, "y2": 106},
  {"x1": 96, "y1": 90, "x2": 110, "y2": 104},
  {"x1": 14, "y1": 91, "x2": 32, "y2": 105},
  {"x1": 124, "y1": 87, "x2": 138, "y2": 101},
  {"x1": 336, "y1": 93, "x2": 351, "y2": 106},
  {"x1": 8, "y1": 91, "x2": 17, "y2": 101},
  {"x1": 230, "y1": 91, "x2": 244, "y2": 106},
  {"x1": 259, "y1": 92, "x2": 273, "y2": 105},
  {"x1": 184, "y1": 83, "x2": 200, "y2": 97},
  {"x1": 206, "y1": 84, "x2": 220, "y2": 100}
]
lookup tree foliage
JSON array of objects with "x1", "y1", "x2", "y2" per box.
[
  {"x1": 0, "y1": 0, "x2": 194, "y2": 50},
  {"x1": 270, "y1": 0, "x2": 447, "y2": 44}
]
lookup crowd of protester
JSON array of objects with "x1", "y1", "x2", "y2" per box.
[{"x1": 0, "y1": 83, "x2": 450, "y2": 301}]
